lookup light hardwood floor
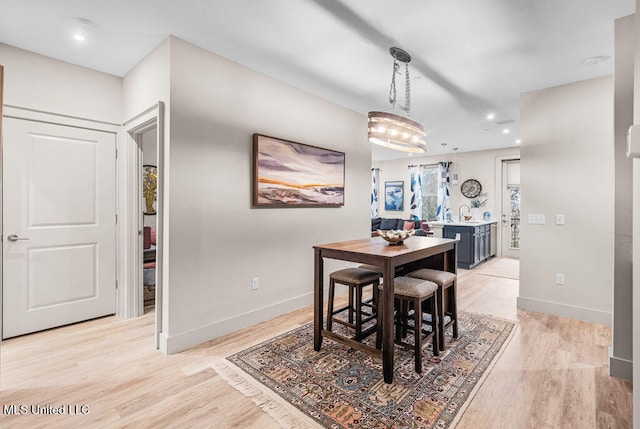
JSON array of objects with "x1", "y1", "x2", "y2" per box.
[{"x1": 0, "y1": 258, "x2": 632, "y2": 428}]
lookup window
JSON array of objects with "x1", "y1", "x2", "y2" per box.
[
  {"x1": 420, "y1": 166, "x2": 438, "y2": 221},
  {"x1": 509, "y1": 185, "x2": 521, "y2": 249}
]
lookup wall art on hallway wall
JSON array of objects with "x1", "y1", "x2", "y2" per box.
[{"x1": 252, "y1": 134, "x2": 345, "y2": 207}]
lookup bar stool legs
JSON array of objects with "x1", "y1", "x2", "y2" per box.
[
  {"x1": 407, "y1": 268, "x2": 458, "y2": 351},
  {"x1": 326, "y1": 268, "x2": 380, "y2": 341},
  {"x1": 377, "y1": 277, "x2": 439, "y2": 373}
]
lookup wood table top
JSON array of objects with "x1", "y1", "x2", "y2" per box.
[{"x1": 314, "y1": 236, "x2": 456, "y2": 258}]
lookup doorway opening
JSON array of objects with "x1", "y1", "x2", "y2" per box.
[
  {"x1": 123, "y1": 102, "x2": 165, "y2": 350},
  {"x1": 500, "y1": 159, "x2": 520, "y2": 258},
  {"x1": 141, "y1": 128, "x2": 158, "y2": 314}
]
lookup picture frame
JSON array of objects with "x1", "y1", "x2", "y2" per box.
[
  {"x1": 252, "y1": 134, "x2": 345, "y2": 207},
  {"x1": 143, "y1": 164, "x2": 157, "y2": 215},
  {"x1": 384, "y1": 180, "x2": 404, "y2": 211}
]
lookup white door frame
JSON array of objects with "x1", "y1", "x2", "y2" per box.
[
  {"x1": 493, "y1": 154, "x2": 520, "y2": 257},
  {"x1": 1, "y1": 65, "x2": 4, "y2": 359},
  {"x1": 122, "y1": 102, "x2": 165, "y2": 349}
]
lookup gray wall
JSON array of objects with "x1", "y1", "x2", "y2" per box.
[
  {"x1": 158, "y1": 37, "x2": 371, "y2": 351},
  {"x1": 611, "y1": 14, "x2": 634, "y2": 381},
  {"x1": 519, "y1": 76, "x2": 614, "y2": 326},
  {"x1": 633, "y1": 3, "x2": 640, "y2": 428}
]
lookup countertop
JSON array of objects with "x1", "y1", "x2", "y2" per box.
[{"x1": 428, "y1": 220, "x2": 498, "y2": 227}]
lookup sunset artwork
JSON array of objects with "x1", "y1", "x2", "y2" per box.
[{"x1": 253, "y1": 134, "x2": 345, "y2": 207}]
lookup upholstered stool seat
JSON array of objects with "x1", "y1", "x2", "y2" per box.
[
  {"x1": 377, "y1": 276, "x2": 439, "y2": 373},
  {"x1": 327, "y1": 267, "x2": 381, "y2": 341},
  {"x1": 407, "y1": 268, "x2": 458, "y2": 351}
]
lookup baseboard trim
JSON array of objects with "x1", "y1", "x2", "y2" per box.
[
  {"x1": 609, "y1": 355, "x2": 633, "y2": 381},
  {"x1": 516, "y1": 296, "x2": 612, "y2": 326},
  {"x1": 161, "y1": 293, "x2": 314, "y2": 354}
]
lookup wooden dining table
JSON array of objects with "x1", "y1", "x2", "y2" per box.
[{"x1": 313, "y1": 235, "x2": 457, "y2": 384}]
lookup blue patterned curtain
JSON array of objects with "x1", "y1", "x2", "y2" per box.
[
  {"x1": 409, "y1": 167, "x2": 422, "y2": 221},
  {"x1": 436, "y1": 162, "x2": 452, "y2": 221},
  {"x1": 371, "y1": 168, "x2": 379, "y2": 217}
]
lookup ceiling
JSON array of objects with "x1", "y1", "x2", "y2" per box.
[{"x1": 0, "y1": 0, "x2": 634, "y2": 160}]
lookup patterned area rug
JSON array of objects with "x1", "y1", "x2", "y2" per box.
[{"x1": 221, "y1": 311, "x2": 515, "y2": 428}]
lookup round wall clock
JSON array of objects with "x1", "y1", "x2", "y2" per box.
[{"x1": 460, "y1": 179, "x2": 482, "y2": 198}]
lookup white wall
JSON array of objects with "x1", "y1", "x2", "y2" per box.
[
  {"x1": 611, "y1": 14, "x2": 634, "y2": 381},
  {"x1": 0, "y1": 43, "x2": 121, "y2": 123},
  {"x1": 633, "y1": 3, "x2": 640, "y2": 427},
  {"x1": 519, "y1": 76, "x2": 614, "y2": 326},
  {"x1": 122, "y1": 38, "x2": 170, "y2": 122},
  {"x1": 160, "y1": 37, "x2": 371, "y2": 352},
  {"x1": 372, "y1": 147, "x2": 520, "y2": 221}
]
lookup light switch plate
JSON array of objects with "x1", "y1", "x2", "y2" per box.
[
  {"x1": 556, "y1": 214, "x2": 565, "y2": 225},
  {"x1": 528, "y1": 214, "x2": 546, "y2": 225}
]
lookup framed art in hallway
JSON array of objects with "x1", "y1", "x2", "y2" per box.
[
  {"x1": 385, "y1": 180, "x2": 404, "y2": 211},
  {"x1": 143, "y1": 164, "x2": 158, "y2": 215},
  {"x1": 252, "y1": 134, "x2": 345, "y2": 207}
]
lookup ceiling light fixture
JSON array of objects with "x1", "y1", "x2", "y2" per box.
[
  {"x1": 486, "y1": 113, "x2": 495, "y2": 120},
  {"x1": 581, "y1": 55, "x2": 610, "y2": 66},
  {"x1": 368, "y1": 47, "x2": 426, "y2": 154},
  {"x1": 440, "y1": 142, "x2": 447, "y2": 183},
  {"x1": 502, "y1": 128, "x2": 510, "y2": 134},
  {"x1": 71, "y1": 18, "x2": 94, "y2": 43},
  {"x1": 452, "y1": 147, "x2": 459, "y2": 186}
]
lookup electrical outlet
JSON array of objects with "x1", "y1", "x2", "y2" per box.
[
  {"x1": 556, "y1": 273, "x2": 565, "y2": 285},
  {"x1": 251, "y1": 277, "x2": 259, "y2": 290},
  {"x1": 555, "y1": 214, "x2": 565, "y2": 225}
]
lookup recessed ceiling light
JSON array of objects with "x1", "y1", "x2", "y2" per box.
[
  {"x1": 71, "y1": 18, "x2": 94, "y2": 43},
  {"x1": 486, "y1": 113, "x2": 495, "y2": 120},
  {"x1": 515, "y1": 139, "x2": 521, "y2": 144},
  {"x1": 581, "y1": 55, "x2": 610, "y2": 66},
  {"x1": 503, "y1": 128, "x2": 510, "y2": 134}
]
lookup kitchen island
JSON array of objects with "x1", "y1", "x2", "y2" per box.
[{"x1": 429, "y1": 220, "x2": 498, "y2": 269}]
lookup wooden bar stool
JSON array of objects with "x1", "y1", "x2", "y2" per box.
[
  {"x1": 327, "y1": 267, "x2": 380, "y2": 341},
  {"x1": 407, "y1": 268, "x2": 458, "y2": 351},
  {"x1": 377, "y1": 276, "x2": 439, "y2": 373}
]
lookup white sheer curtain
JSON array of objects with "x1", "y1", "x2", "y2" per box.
[
  {"x1": 436, "y1": 162, "x2": 452, "y2": 221},
  {"x1": 371, "y1": 168, "x2": 379, "y2": 218},
  {"x1": 409, "y1": 166, "x2": 422, "y2": 221}
]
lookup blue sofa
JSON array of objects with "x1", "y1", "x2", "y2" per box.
[{"x1": 371, "y1": 217, "x2": 432, "y2": 237}]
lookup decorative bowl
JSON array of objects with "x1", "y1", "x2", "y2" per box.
[
  {"x1": 377, "y1": 229, "x2": 415, "y2": 245},
  {"x1": 464, "y1": 215, "x2": 473, "y2": 221}
]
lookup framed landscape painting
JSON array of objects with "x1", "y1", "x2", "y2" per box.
[
  {"x1": 253, "y1": 134, "x2": 345, "y2": 207},
  {"x1": 385, "y1": 181, "x2": 404, "y2": 211}
]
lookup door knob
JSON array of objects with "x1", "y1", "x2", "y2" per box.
[{"x1": 7, "y1": 234, "x2": 29, "y2": 242}]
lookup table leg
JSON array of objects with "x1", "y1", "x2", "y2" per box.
[
  {"x1": 444, "y1": 244, "x2": 457, "y2": 274},
  {"x1": 314, "y1": 249, "x2": 323, "y2": 351},
  {"x1": 437, "y1": 286, "x2": 445, "y2": 351},
  {"x1": 382, "y1": 261, "x2": 394, "y2": 383}
]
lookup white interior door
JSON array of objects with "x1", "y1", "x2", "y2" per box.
[
  {"x1": 501, "y1": 160, "x2": 520, "y2": 258},
  {"x1": 3, "y1": 117, "x2": 116, "y2": 338}
]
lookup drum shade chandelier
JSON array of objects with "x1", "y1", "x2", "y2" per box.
[{"x1": 368, "y1": 47, "x2": 426, "y2": 153}]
